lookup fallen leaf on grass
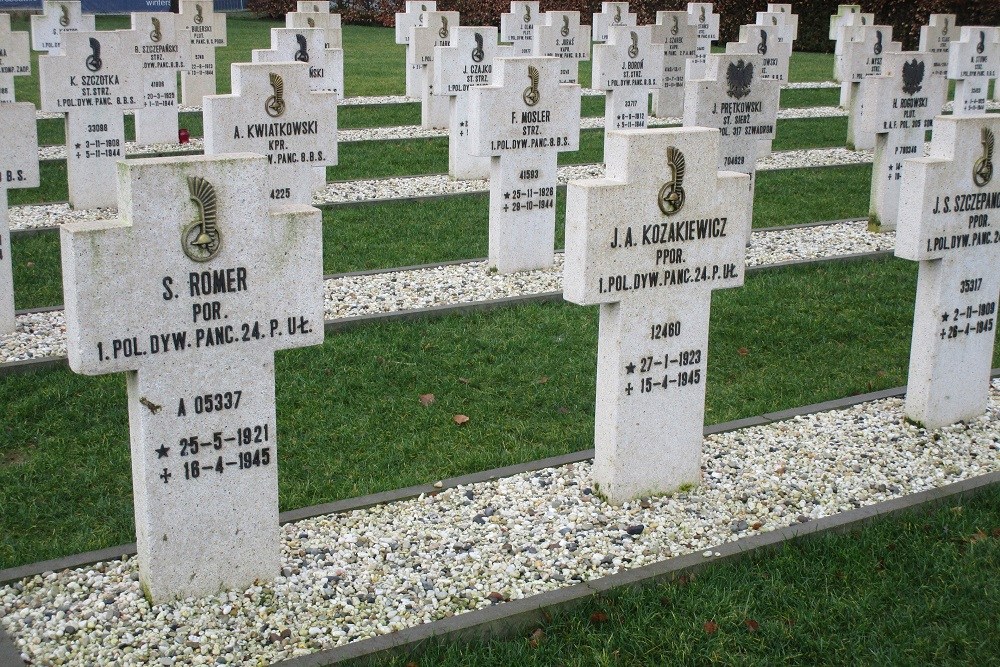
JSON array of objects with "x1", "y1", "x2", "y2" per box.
[
  {"x1": 737, "y1": 347, "x2": 749, "y2": 356},
  {"x1": 419, "y1": 393, "x2": 435, "y2": 406},
  {"x1": 528, "y1": 628, "x2": 545, "y2": 648},
  {"x1": 992, "y1": 528, "x2": 1000, "y2": 538},
  {"x1": 745, "y1": 619, "x2": 760, "y2": 632},
  {"x1": 967, "y1": 530, "x2": 988, "y2": 544},
  {"x1": 405, "y1": 662, "x2": 418, "y2": 667},
  {"x1": 453, "y1": 414, "x2": 470, "y2": 425},
  {"x1": 557, "y1": 406, "x2": 570, "y2": 415},
  {"x1": 589, "y1": 611, "x2": 608, "y2": 624},
  {"x1": 703, "y1": 620, "x2": 718, "y2": 634},
  {"x1": 458, "y1": 377, "x2": 471, "y2": 385},
  {"x1": 537, "y1": 376, "x2": 549, "y2": 384}
]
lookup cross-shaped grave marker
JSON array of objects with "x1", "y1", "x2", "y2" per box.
[
  {"x1": 533, "y1": 11, "x2": 591, "y2": 85},
  {"x1": 39, "y1": 30, "x2": 142, "y2": 209},
  {"x1": 203, "y1": 62, "x2": 338, "y2": 206},
  {"x1": 592, "y1": 2, "x2": 637, "y2": 44},
  {"x1": 61, "y1": 152, "x2": 324, "y2": 603},
  {"x1": 500, "y1": 1, "x2": 540, "y2": 56},
  {"x1": 842, "y1": 24, "x2": 902, "y2": 150},
  {"x1": 395, "y1": 1, "x2": 437, "y2": 97},
  {"x1": 858, "y1": 51, "x2": 946, "y2": 232},
  {"x1": 433, "y1": 26, "x2": 511, "y2": 180},
  {"x1": 761, "y1": 4, "x2": 798, "y2": 41},
  {"x1": 685, "y1": 2, "x2": 719, "y2": 80},
  {"x1": 919, "y1": 13, "x2": 957, "y2": 110},
  {"x1": 411, "y1": 10, "x2": 460, "y2": 129},
  {"x1": 128, "y1": 12, "x2": 192, "y2": 146},
  {"x1": 1, "y1": 103, "x2": 39, "y2": 334},
  {"x1": 947, "y1": 26, "x2": 999, "y2": 117},
  {"x1": 830, "y1": 6, "x2": 873, "y2": 104},
  {"x1": 178, "y1": 0, "x2": 227, "y2": 108},
  {"x1": 563, "y1": 127, "x2": 751, "y2": 503},
  {"x1": 895, "y1": 114, "x2": 1000, "y2": 429},
  {"x1": 253, "y1": 27, "x2": 344, "y2": 97},
  {"x1": 468, "y1": 56, "x2": 581, "y2": 273},
  {"x1": 285, "y1": 2, "x2": 343, "y2": 49},
  {"x1": 30, "y1": 0, "x2": 94, "y2": 53},
  {"x1": 0, "y1": 14, "x2": 31, "y2": 103},
  {"x1": 592, "y1": 24, "x2": 663, "y2": 154},
  {"x1": 650, "y1": 10, "x2": 698, "y2": 119}
]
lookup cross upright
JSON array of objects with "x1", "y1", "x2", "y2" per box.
[
  {"x1": 830, "y1": 7, "x2": 872, "y2": 103},
  {"x1": 650, "y1": 11, "x2": 698, "y2": 119},
  {"x1": 286, "y1": 2, "x2": 343, "y2": 49},
  {"x1": 895, "y1": 114, "x2": 1000, "y2": 429},
  {"x1": 592, "y1": 24, "x2": 663, "y2": 154},
  {"x1": 468, "y1": 56, "x2": 581, "y2": 273},
  {"x1": 253, "y1": 27, "x2": 344, "y2": 97},
  {"x1": 841, "y1": 25, "x2": 902, "y2": 150},
  {"x1": 946, "y1": 26, "x2": 999, "y2": 117},
  {"x1": 410, "y1": 10, "x2": 460, "y2": 129},
  {"x1": 1, "y1": 103, "x2": 40, "y2": 334},
  {"x1": 500, "y1": 1, "x2": 540, "y2": 56},
  {"x1": 685, "y1": 2, "x2": 719, "y2": 80},
  {"x1": 0, "y1": 14, "x2": 31, "y2": 102},
  {"x1": 533, "y1": 11, "x2": 591, "y2": 85},
  {"x1": 30, "y1": 0, "x2": 94, "y2": 53},
  {"x1": 60, "y1": 152, "x2": 324, "y2": 603},
  {"x1": 128, "y1": 12, "x2": 192, "y2": 146},
  {"x1": 203, "y1": 62, "x2": 338, "y2": 206},
  {"x1": 858, "y1": 51, "x2": 946, "y2": 232},
  {"x1": 433, "y1": 26, "x2": 512, "y2": 180},
  {"x1": 592, "y1": 2, "x2": 637, "y2": 44},
  {"x1": 760, "y1": 4, "x2": 798, "y2": 41},
  {"x1": 178, "y1": 0, "x2": 227, "y2": 108},
  {"x1": 38, "y1": 30, "x2": 142, "y2": 209},
  {"x1": 395, "y1": 1, "x2": 437, "y2": 97},
  {"x1": 563, "y1": 127, "x2": 751, "y2": 503}
]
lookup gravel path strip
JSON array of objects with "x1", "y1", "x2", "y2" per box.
[{"x1": 3, "y1": 381, "x2": 998, "y2": 666}]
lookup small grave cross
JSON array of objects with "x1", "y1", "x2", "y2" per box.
[
  {"x1": 395, "y1": 1, "x2": 437, "y2": 97},
  {"x1": 286, "y1": 2, "x2": 343, "y2": 49},
  {"x1": 830, "y1": 7, "x2": 872, "y2": 103},
  {"x1": 253, "y1": 27, "x2": 344, "y2": 97},
  {"x1": 411, "y1": 10, "x2": 460, "y2": 129},
  {"x1": 563, "y1": 127, "x2": 751, "y2": 503},
  {"x1": 30, "y1": 0, "x2": 94, "y2": 53},
  {"x1": 842, "y1": 24, "x2": 902, "y2": 150},
  {"x1": 650, "y1": 11, "x2": 698, "y2": 119},
  {"x1": 60, "y1": 152, "x2": 324, "y2": 602},
  {"x1": 500, "y1": 1, "x2": 540, "y2": 56},
  {"x1": 592, "y1": 2, "x2": 637, "y2": 44},
  {"x1": 533, "y1": 11, "x2": 591, "y2": 84},
  {"x1": 178, "y1": 0, "x2": 227, "y2": 108},
  {"x1": 919, "y1": 13, "x2": 957, "y2": 110},
  {"x1": 0, "y1": 14, "x2": 31, "y2": 102},
  {"x1": 946, "y1": 26, "x2": 999, "y2": 117},
  {"x1": 1, "y1": 103, "x2": 40, "y2": 334},
  {"x1": 685, "y1": 2, "x2": 719, "y2": 80},
  {"x1": 761, "y1": 4, "x2": 798, "y2": 41},
  {"x1": 128, "y1": 12, "x2": 192, "y2": 146}
]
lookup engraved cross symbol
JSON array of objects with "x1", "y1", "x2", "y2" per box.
[{"x1": 160, "y1": 468, "x2": 172, "y2": 483}]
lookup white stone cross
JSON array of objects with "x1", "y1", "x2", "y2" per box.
[
  {"x1": 61, "y1": 152, "x2": 324, "y2": 603},
  {"x1": 500, "y1": 1, "x2": 540, "y2": 56},
  {"x1": 253, "y1": 27, "x2": 344, "y2": 97},
  {"x1": 650, "y1": 10, "x2": 698, "y2": 119},
  {"x1": 592, "y1": 24, "x2": 663, "y2": 154},
  {"x1": 858, "y1": 51, "x2": 946, "y2": 232},
  {"x1": 178, "y1": 0, "x2": 227, "y2": 108},
  {"x1": 30, "y1": 0, "x2": 94, "y2": 53},
  {"x1": 895, "y1": 114, "x2": 1000, "y2": 429},
  {"x1": 947, "y1": 26, "x2": 999, "y2": 117},
  {"x1": 285, "y1": 3, "x2": 343, "y2": 49},
  {"x1": 0, "y1": 14, "x2": 31, "y2": 103},
  {"x1": 919, "y1": 14, "x2": 957, "y2": 83},
  {"x1": 842, "y1": 25, "x2": 902, "y2": 150},
  {"x1": 761, "y1": 4, "x2": 798, "y2": 41},
  {"x1": 1, "y1": 103, "x2": 39, "y2": 334},
  {"x1": 410, "y1": 10, "x2": 460, "y2": 129},
  {"x1": 592, "y1": 2, "x2": 637, "y2": 44},
  {"x1": 204, "y1": 62, "x2": 338, "y2": 206},
  {"x1": 830, "y1": 6, "x2": 872, "y2": 98},
  {"x1": 433, "y1": 26, "x2": 511, "y2": 180},
  {"x1": 685, "y1": 2, "x2": 719, "y2": 80},
  {"x1": 468, "y1": 57, "x2": 581, "y2": 273},
  {"x1": 563, "y1": 127, "x2": 751, "y2": 503},
  {"x1": 395, "y1": 1, "x2": 437, "y2": 97},
  {"x1": 38, "y1": 30, "x2": 142, "y2": 209},
  {"x1": 128, "y1": 12, "x2": 192, "y2": 146},
  {"x1": 533, "y1": 11, "x2": 591, "y2": 85}
]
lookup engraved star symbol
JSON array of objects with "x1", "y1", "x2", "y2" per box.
[
  {"x1": 504, "y1": 191, "x2": 510, "y2": 199},
  {"x1": 942, "y1": 312, "x2": 949, "y2": 322},
  {"x1": 155, "y1": 444, "x2": 170, "y2": 459},
  {"x1": 74, "y1": 143, "x2": 81, "y2": 149},
  {"x1": 625, "y1": 362, "x2": 636, "y2": 374}
]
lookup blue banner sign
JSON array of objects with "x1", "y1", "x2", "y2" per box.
[{"x1": 0, "y1": 0, "x2": 245, "y2": 12}]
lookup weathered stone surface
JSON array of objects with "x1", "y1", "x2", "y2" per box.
[
  {"x1": 500, "y1": 1, "x2": 540, "y2": 56},
  {"x1": 533, "y1": 11, "x2": 590, "y2": 85},
  {"x1": 128, "y1": 12, "x2": 192, "y2": 146},
  {"x1": 650, "y1": 11, "x2": 697, "y2": 118},
  {"x1": 592, "y1": 2, "x2": 636, "y2": 44},
  {"x1": 946, "y1": 26, "x2": 999, "y2": 117},
  {"x1": 410, "y1": 10, "x2": 460, "y2": 129},
  {"x1": 685, "y1": 3, "x2": 719, "y2": 81},
  {"x1": 178, "y1": 0, "x2": 227, "y2": 107},
  {"x1": 29, "y1": 0, "x2": 94, "y2": 53},
  {"x1": 253, "y1": 27, "x2": 344, "y2": 97},
  {"x1": 0, "y1": 14, "x2": 31, "y2": 102},
  {"x1": 285, "y1": 3, "x2": 343, "y2": 49},
  {"x1": 395, "y1": 1, "x2": 438, "y2": 97}
]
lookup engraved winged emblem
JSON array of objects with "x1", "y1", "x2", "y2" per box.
[
  {"x1": 614, "y1": 5, "x2": 621, "y2": 22},
  {"x1": 194, "y1": 4, "x2": 204, "y2": 24},
  {"x1": 438, "y1": 15, "x2": 449, "y2": 39},
  {"x1": 699, "y1": 6, "x2": 705, "y2": 23},
  {"x1": 901, "y1": 58, "x2": 924, "y2": 96},
  {"x1": 860, "y1": 16, "x2": 866, "y2": 25},
  {"x1": 670, "y1": 16, "x2": 679, "y2": 36},
  {"x1": 627, "y1": 31, "x2": 639, "y2": 59},
  {"x1": 772, "y1": 16, "x2": 777, "y2": 25},
  {"x1": 86, "y1": 37, "x2": 102, "y2": 72},
  {"x1": 523, "y1": 3, "x2": 531, "y2": 22},
  {"x1": 265, "y1": 72, "x2": 286, "y2": 118},
  {"x1": 472, "y1": 31, "x2": 484, "y2": 63},
  {"x1": 658, "y1": 146, "x2": 686, "y2": 215},
  {"x1": 561, "y1": 14, "x2": 569, "y2": 37},
  {"x1": 758, "y1": 29, "x2": 768, "y2": 55},
  {"x1": 973, "y1": 127, "x2": 994, "y2": 187},
  {"x1": 307, "y1": 17, "x2": 315, "y2": 27},
  {"x1": 874, "y1": 29, "x2": 883, "y2": 55},
  {"x1": 977, "y1": 30, "x2": 985, "y2": 55},
  {"x1": 523, "y1": 64, "x2": 540, "y2": 107},
  {"x1": 295, "y1": 33, "x2": 309, "y2": 62},
  {"x1": 312, "y1": 4, "x2": 318, "y2": 11},
  {"x1": 150, "y1": 17, "x2": 162, "y2": 43},
  {"x1": 726, "y1": 59, "x2": 753, "y2": 99},
  {"x1": 59, "y1": 4, "x2": 69, "y2": 27},
  {"x1": 182, "y1": 176, "x2": 222, "y2": 262},
  {"x1": 942, "y1": 17, "x2": 948, "y2": 36}
]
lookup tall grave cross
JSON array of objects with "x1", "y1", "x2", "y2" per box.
[
  {"x1": 30, "y1": 0, "x2": 94, "y2": 53},
  {"x1": 38, "y1": 30, "x2": 142, "y2": 210},
  {"x1": 204, "y1": 62, "x2": 338, "y2": 206},
  {"x1": 253, "y1": 27, "x2": 344, "y2": 97},
  {"x1": 592, "y1": 2, "x2": 637, "y2": 44},
  {"x1": 395, "y1": 1, "x2": 437, "y2": 98},
  {"x1": 286, "y1": 2, "x2": 343, "y2": 49},
  {"x1": 533, "y1": 11, "x2": 591, "y2": 85},
  {"x1": 842, "y1": 24, "x2": 902, "y2": 151},
  {"x1": 563, "y1": 127, "x2": 751, "y2": 503},
  {"x1": 650, "y1": 10, "x2": 698, "y2": 119},
  {"x1": 433, "y1": 26, "x2": 511, "y2": 180},
  {"x1": 0, "y1": 14, "x2": 31, "y2": 103},
  {"x1": 410, "y1": 10, "x2": 460, "y2": 130},
  {"x1": 128, "y1": 12, "x2": 192, "y2": 146},
  {"x1": 895, "y1": 114, "x2": 1000, "y2": 429},
  {"x1": 500, "y1": 1, "x2": 540, "y2": 57},
  {"x1": 830, "y1": 6, "x2": 873, "y2": 106},
  {"x1": 919, "y1": 13, "x2": 957, "y2": 111},
  {"x1": 761, "y1": 4, "x2": 798, "y2": 41},
  {"x1": 858, "y1": 52, "x2": 946, "y2": 232},
  {"x1": 178, "y1": 0, "x2": 227, "y2": 108},
  {"x1": 61, "y1": 152, "x2": 324, "y2": 603},
  {"x1": 468, "y1": 57, "x2": 581, "y2": 273},
  {"x1": 947, "y1": 26, "x2": 999, "y2": 117},
  {"x1": 592, "y1": 24, "x2": 663, "y2": 154},
  {"x1": 1, "y1": 103, "x2": 39, "y2": 334},
  {"x1": 685, "y1": 2, "x2": 719, "y2": 80}
]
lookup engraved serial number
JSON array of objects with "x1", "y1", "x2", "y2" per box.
[
  {"x1": 960, "y1": 278, "x2": 983, "y2": 293},
  {"x1": 651, "y1": 321, "x2": 681, "y2": 340},
  {"x1": 193, "y1": 391, "x2": 242, "y2": 414}
]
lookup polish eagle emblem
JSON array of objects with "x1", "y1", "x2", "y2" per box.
[
  {"x1": 726, "y1": 59, "x2": 753, "y2": 99},
  {"x1": 901, "y1": 58, "x2": 924, "y2": 96}
]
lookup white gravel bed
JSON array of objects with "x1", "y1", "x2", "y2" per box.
[{"x1": 3, "y1": 383, "x2": 999, "y2": 666}]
